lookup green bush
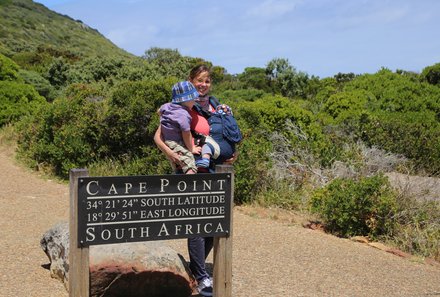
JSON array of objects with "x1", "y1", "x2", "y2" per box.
[
  {"x1": 19, "y1": 69, "x2": 57, "y2": 100},
  {"x1": 310, "y1": 174, "x2": 397, "y2": 238},
  {"x1": 322, "y1": 90, "x2": 371, "y2": 122},
  {"x1": 102, "y1": 78, "x2": 175, "y2": 156},
  {"x1": 15, "y1": 84, "x2": 105, "y2": 176},
  {"x1": 233, "y1": 132, "x2": 272, "y2": 204},
  {"x1": 344, "y1": 69, "x2": 440, "y2": 115},
  {"x1": 0, "y1": 53, "x2": 21, "y2": 81},
  {"x1": 361, "y1": 112, "x2": 440, "y2": 173},
  {"x1": 0, "y1": 80, "x2": 46, "y2": 126},
  {"x1": 15, "y1": 78, "x2": 176, "y2": 177},
  {"x1": 88, "y1": 146, "x2": 171, "y2": 178}
]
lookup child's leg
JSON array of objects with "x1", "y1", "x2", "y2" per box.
[
  {"x1": 196, "y1": 143, "x2": 216, "y2": 168},
  {"x1": 165, "y1": 140, "x2": 197, "y2": 173},
  {"x1": 201, "y1": 144, "x2": 213, "y2": 161}
]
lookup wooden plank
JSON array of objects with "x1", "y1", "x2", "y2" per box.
[
  {"x1": 213, "y1": 164, "x2": 234, "y2": 297},
  {"x1": 69, "y1": 168, "x2": 90, "y2": 297}
]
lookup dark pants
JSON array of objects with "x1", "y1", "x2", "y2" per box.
[{"x1": 188, "y1": 236, "x2": 214, "y2": 281}]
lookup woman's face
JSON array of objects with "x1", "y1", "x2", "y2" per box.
[{"x1": 191, "y1": 71, "x2": 211, "y2": 97}]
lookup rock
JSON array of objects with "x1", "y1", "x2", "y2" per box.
[
  {"x1": 350, "y1": 236, "x2": 369, "y2": 244},
  {"x1": 41, "y1": 222, "x2": 195, "y2": 297},
  {"x1": 89, "y1": 242, "x2": 194, "y2": 297},
  {"x1": 386, "y1": 248, "x2": 411, "y2": 259},
  {"x1": 40, "y1": 222, "x2": 69, "y2": 287},
  {"x1": 368, "y1": 241, "x2": 390, "y2": 252}
]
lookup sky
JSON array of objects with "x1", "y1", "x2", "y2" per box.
[{"x1": 35, "y1": 0, "x2": 440, "y2": 78}]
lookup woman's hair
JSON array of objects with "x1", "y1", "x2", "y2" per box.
[{"x1": 188, "y1": 64, "x2": 212, "y2": 81}]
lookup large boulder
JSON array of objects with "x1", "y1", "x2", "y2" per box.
[
  {"x1": 40, "y1": 222, "x2": 69, "y2": 287},
  {"x1": 40, "y1": 222, "x2": 195, "y2": 297}
]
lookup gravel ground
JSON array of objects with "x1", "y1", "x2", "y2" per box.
[{"x1": 0, "y1": 147, "x2": 439, "y2": 297}]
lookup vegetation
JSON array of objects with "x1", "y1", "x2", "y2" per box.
[
  {"x1": 310, "y1": 174, "x2": 398, "y2": 238},
  {"x1": 0, "y1": 0, "x2": 439, "y2": 261},
  {"x1": 0, "y1": 0, "x2": 131, "y2": 59}
]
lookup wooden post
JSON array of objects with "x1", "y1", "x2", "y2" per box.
[
  {"x1": 213, "y1": 164, "x2": 234, "y2": 297},
  {"x1": 69, "y1": 168, "x2": 90, "y2": 297}
]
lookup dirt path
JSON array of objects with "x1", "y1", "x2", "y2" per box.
[{"x1": 0, "y1": 147, "x2": 439, "y2": 297}]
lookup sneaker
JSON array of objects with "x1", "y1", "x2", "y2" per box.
[
  {"x1": 196, "y1": 158, "x2": 210, "y2": 169},
  {"x1": 197, "y1": 277, "x2": 213, "y2": 297}
]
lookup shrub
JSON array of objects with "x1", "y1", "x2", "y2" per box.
[
  {"x1": 15, "y1": 84, "x2": 105, "y2": 176},
  {"x1": 310, "y1": 174, "x2": 398, "y2": 238},
  {"x1": 18, "y1": 69, "x2": 57, "y2": 100},
  {"x1": 15, "y1": 78, "x2": 176, "y2": 177},
  {"x1": 102, "y1": 78, "x2": 175, "y2": 156},
  {"x1": 0, "y1": 80, "x2": 46, "y2": 126},
  {"x1": 233, "y1": 132, "x2": 272, "y2": 204},
  {"x1": 344, "y1": 69, "x2": 440, "y2": 115},
  {"x1": 88, "y1": 147, "x2": 171, "y2": 178},
  {"x1": 0, "y1": 53, "x2": 21, "y2": 81},
  {"x1": 361, "y1": 112, "x2": 440, "y2": 174},
  {"x1": 322, "y1": 90, "x2": 371, "y2": 122}
]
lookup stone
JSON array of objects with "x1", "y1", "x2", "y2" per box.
[
  {"x1": 40, "y1": 222, "x2": 69, "y2": 287},
  {"x1": 368, "y1": 241, "x2": 390, "y2": 252},
  {"x1": 89, "y1": 241, "x2": 194, "y2": 297},
  {"x1": 350, "y1": 236, "x2": 369, "y2": 244},
  {"x1": 40, "y1": 222, "x2": 195, "y2": 297}
]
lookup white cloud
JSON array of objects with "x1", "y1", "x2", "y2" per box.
[{"x1": 246, "y1": 0, "x2": 299, "y2": 19}]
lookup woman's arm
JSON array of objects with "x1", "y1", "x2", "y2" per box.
[{"x1": 154, "y1": 126, "x2": 182, "y2": 164}]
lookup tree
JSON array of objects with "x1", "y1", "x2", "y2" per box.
[
  {"x1": 265, "y1": 58, "x2": 309, "y2": 98},
  {"x1": 334, "y1": 72, "x2": 356, "y2": 84},
  {"x1": 143, "y1": 47, "x2": 182, "y2": 65},
  {"x1": 142, "y1": 47, "x2": 205, "y2": 79},
  {"x1": 421, "y1": 63, "x2": 440, "y2": 86},
  {"x1": 266, "y1": 58, "x2": 292, "y2": 80},
  {"x1": 238, "y1": 67, "x2": 270, "y2": 91}
]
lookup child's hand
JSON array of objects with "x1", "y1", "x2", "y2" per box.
[{"x1": 192, "y1": 146, "x2": 202, "y2": 155}]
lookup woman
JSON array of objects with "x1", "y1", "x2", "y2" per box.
[{"x1": 154, "y1": 64, "x2": 236, "y2": 297}]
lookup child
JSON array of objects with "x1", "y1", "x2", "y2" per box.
[
  {"x1": 195, "y1": 103, "x2": 242, "y2": 169},
  {"x1": 159, "y1": 81, "x2": 201, "y2": 174}
]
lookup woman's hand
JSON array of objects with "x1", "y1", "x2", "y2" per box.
[
  {"x1": 154, "y1": 126, "x2": 182, "y2": 164},
  {"x1": 224, "y1": 151, "x2": 239, "y2": 165}
]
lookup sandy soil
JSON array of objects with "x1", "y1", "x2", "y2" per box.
[{"x1": 0, "y1": 146, "x2": 439, "y2": 297}]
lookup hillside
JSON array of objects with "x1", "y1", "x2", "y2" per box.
[{"x1": 0, "y1": 0, "x2": 133, "y2": 59}]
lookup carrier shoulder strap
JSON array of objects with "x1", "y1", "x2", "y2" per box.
[
  {"x1": 193, "y1": 96, "x2": 221, "y2": 119},
  {"x1": 209, "y1": 96, "x2": 220, "y2": 108}
]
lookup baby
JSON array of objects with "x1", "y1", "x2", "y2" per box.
[{"x1": 195, "y1": 104, "x2": 242, "y2": 169}]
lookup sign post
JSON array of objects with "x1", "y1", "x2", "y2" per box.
[
  {"x1": 69, "y1": 168, "x2": 89, "y2": 297},
  {"x1": 69, "y1": 167, "x2": 234, "y2": 296},
  {"x1": 213, "y1": 164, "x2": 233, "y2": 297}
]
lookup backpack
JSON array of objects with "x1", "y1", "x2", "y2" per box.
[
  {"x1": 192, "y1": 96, "x2": 242, "y2": 144},
  {"x1": 207, "y1": 113, "x2": 242, "y2": 144}
]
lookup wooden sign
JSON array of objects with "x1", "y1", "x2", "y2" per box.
[{"x1": 77, "y1": 173, "x2": 232, "y2": 246}]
